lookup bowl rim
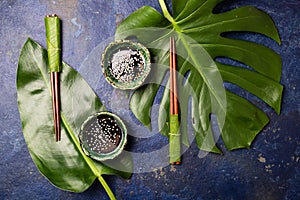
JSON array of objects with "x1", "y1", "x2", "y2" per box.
[
  {"x1": 79, "y1": 111, "x2": 127, "y2": 161},
  {"x1": 101, "y1": 40, "x2": 151, "y2": 90}
]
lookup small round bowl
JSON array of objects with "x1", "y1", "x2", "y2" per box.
[
  {"x1": 101, "y1": 40, "x2": 151, "y2": 90},
  {"x1": 79, "y1": 112, "x2": 127, "y2": 161}
]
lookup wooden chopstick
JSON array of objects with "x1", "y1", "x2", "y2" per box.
[
  {"x1": 50, "y1": 72, "x2": 61, "y2": 141},
  {"x1": 171, "y1": 37, "x2": 178, "y2": 115},
  {"x1": 170, "y1": 37, "x2": 178, "y2": 116},
  {"x1": 45, "y1": 14, "x2": 61, "y2": 142},
  {"x1": 54, "y1": 72, "x2": 60, "y2": 142},
  {"x1": 170, "y1": 37, "x2": 174, "y2": 116},
  {"x1": 169, "y1": 37, "x2": 181, "y2": 165}
]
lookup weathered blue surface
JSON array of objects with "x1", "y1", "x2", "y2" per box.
[{"x1": 0, "y1": 0, "x2": 299, "y2": 199}]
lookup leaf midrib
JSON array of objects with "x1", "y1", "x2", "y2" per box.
[
  {"x1": 60, "y1": 114, "x2": 101, "y2": 177},
  {"x1": 159, "y1": 0, "x2": 227, "y2": 114}
]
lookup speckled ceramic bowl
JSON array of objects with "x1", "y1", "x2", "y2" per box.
[
  {"x1": 79, "y1": 112, "x2": 127, "y2": 161},
  {"x1": 101, "y1": 40, "x2": 151, "y2": 90}
]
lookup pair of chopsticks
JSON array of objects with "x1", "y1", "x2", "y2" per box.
[
  {"x1": 50, "y1": 70, "x2": 60, "y2": 141},
  {"x1": 170, "y1": 37, "x2": 178, "y2": 117},
  {"x1": 169, "y1": 37, "x2": 181, "y2": 165},
  {"x1": 45, "y1": 14, "x2": 62, "y2": 142}
]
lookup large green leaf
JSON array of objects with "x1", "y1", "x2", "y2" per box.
[
  {"x1": 115, "y1": 0, "x2": 283, "y2": 153},
  {"x1": 17, "y1": 38, "x2": 132, "y2": 197}
]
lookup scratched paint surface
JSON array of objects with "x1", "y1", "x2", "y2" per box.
[{"x1": 0, "y1": 0, "x2": 299, "y2": 199}]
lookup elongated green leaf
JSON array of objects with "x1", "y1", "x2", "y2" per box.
[
  {"x1": 116, "y1": 0, "x2": 283, "y2": 152},
  {"x1": 17, "y1": 38, "x2": 132, "y2": 194}
]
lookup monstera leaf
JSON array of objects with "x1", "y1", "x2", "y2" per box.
[
  {"x1": 116, "y1": 0, "x2": 283, "y2": 153},
  {"x1": 17, "y1": 38, "x2": 132, "y2": 199}
]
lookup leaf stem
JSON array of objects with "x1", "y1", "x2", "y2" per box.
[
  {"x1": 98, "y1": 176, "x2": 117, "y2": 200},
  {"x1": 60, "y1": 114, "x2": 116, "y2": 200},
  {"x1": 158, "y1": 0, "x2": 181, "y2": 33},
  {"x1": 60, "y1": 115, "x2": 100, "y2": 176},
  {"x1": 158, "y1": 0, "x2": 174, "y2": 23}
]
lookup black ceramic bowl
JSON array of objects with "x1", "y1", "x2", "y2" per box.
[{"x1": 79, "y1": 112, "x2": 127, "y2": 161}]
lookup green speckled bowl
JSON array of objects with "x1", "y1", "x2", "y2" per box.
[
  {"x1": 79, "y1": 112, "x2": 127, "y2": 161},
  {"x1": 101, "y1": 40, "x2": 151, "y2": 90}
]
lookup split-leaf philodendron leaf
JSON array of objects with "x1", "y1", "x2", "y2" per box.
[
  {"x1": 116, "y1": 0, "x2": 283, "y2": 153},
  {"x1": 17, "y1": 38, "x2": 133, "y2": 198}
]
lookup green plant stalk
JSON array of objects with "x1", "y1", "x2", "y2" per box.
[
  {"x1": 61, "y1": 115, "x2": 116, "y2": 200},
  {"x1": 158, "y1": 0, "x2": 174, "y2": 23},
  {"x1": 98, "y1": 176, "x2": 116, "y2": 200}
]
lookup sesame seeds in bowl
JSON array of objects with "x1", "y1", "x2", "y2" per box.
[
  {"x1": 101, "y1": 40, "x2": 151, "y2": 90},
  {"x1": 79, "y1": 112, "x2": 127, "y2": 161}
]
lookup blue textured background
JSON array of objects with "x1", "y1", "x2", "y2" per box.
[{"x1": 0, "y1": 0, "x2": 299, "y2": 199}]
